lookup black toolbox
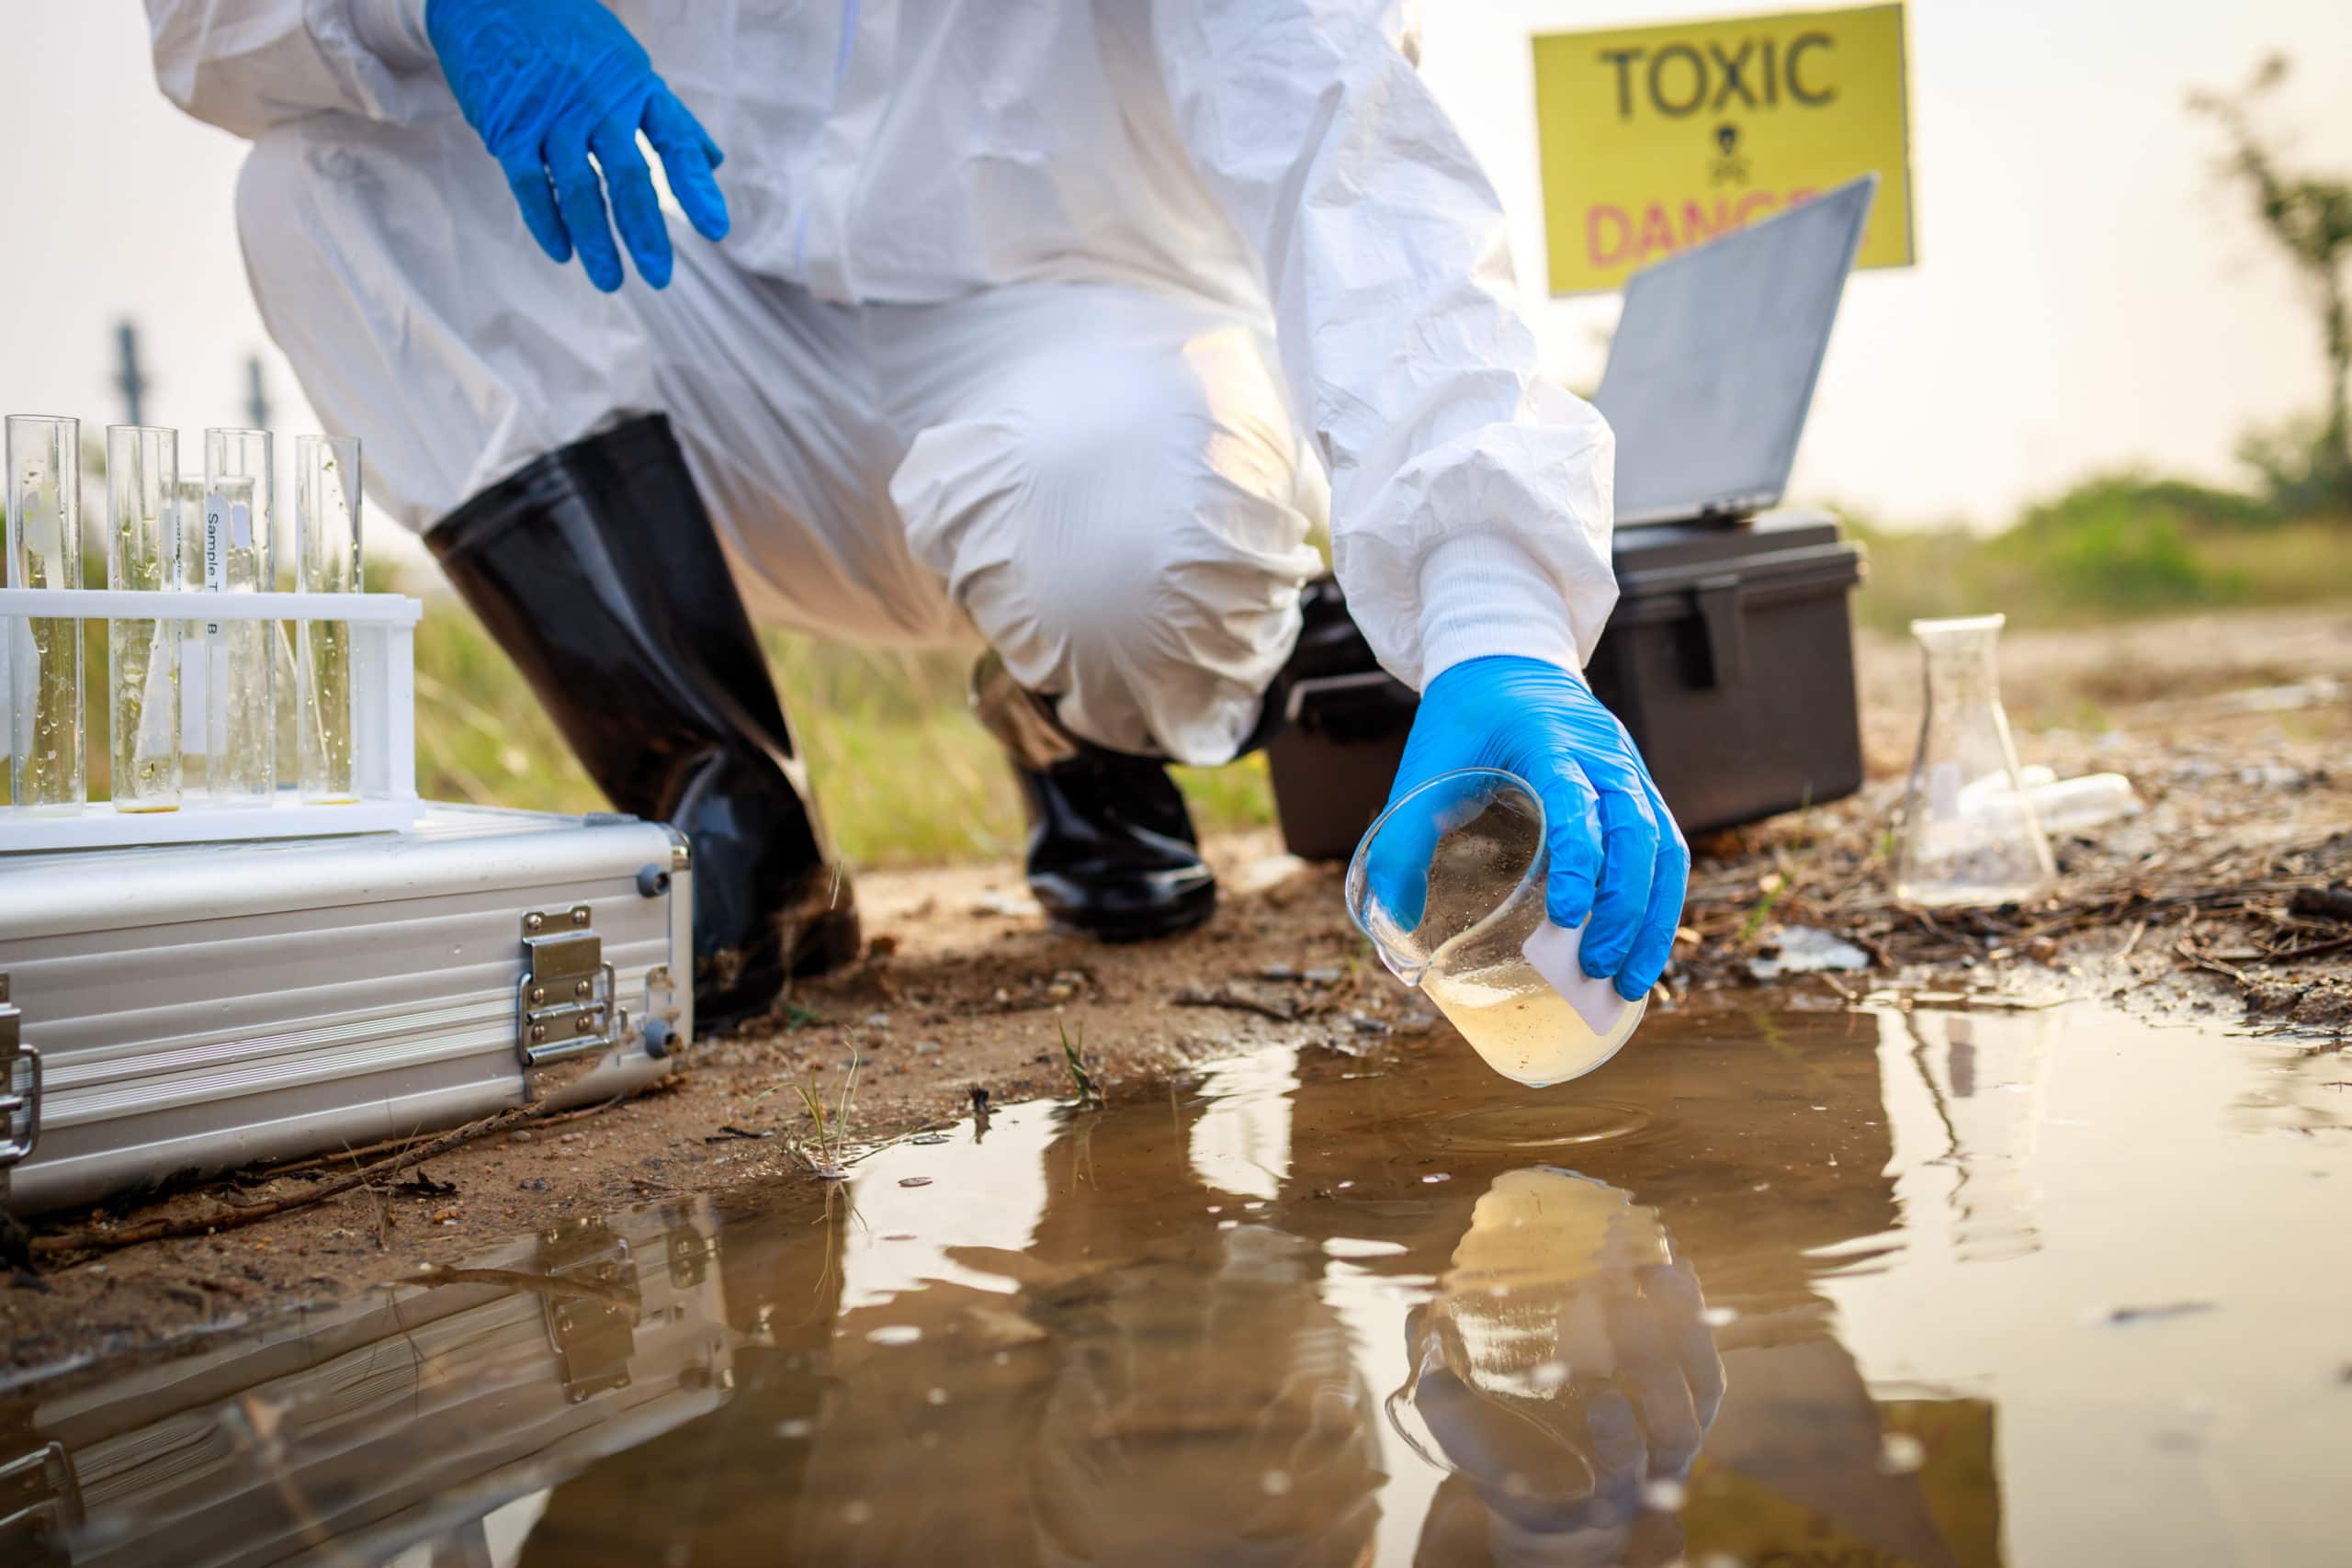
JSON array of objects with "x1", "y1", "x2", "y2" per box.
[{"x1": 1264, "y1": 510, "x2": 1866, "y2": 861}]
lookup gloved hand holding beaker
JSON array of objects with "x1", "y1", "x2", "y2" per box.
[
  {"x1": 425, "y1": 0, "x2": 730, "y2": 291},
  {"x1": 1370, "y1": 656, "x2": 1689, "y2": 1003}
]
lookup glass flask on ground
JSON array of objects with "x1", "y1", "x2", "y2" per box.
[{"x1": 1894, "y1": 614, "x2": 2056, "y2": 908}]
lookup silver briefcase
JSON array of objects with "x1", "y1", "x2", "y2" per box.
[{"x1": 0, "y1": 805, "x2": 693, "y2": 1215}]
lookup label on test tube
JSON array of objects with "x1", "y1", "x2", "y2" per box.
[
  {"x1": 1521, "y1": 919, "x2": 1633, "y2": 1036},
  {"x1": 203, "y1": 491, "x2": 227, "y2": 633}
]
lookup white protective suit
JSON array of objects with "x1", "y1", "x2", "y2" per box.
[{"x1": 150, "y1": 0, "x2": 1617, "y2": 764}]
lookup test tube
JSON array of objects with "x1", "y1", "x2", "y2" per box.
[
  {"x1": 294, "y1": 434, "x2": 362, "y2": 804},
  {"x1": 6, "y1": 414, "x2": 86, "y2": 814},
  {"x1": 106, "y1": 426, "x2": 183, "y2": 812},
  {"x1": 202, "y1": 428, "x2": 276, "y2": 807},
  {"x1": 174, "y1": 475, "x2": 208, "y2": 796}
]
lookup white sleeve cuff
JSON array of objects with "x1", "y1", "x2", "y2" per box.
[
  {"x1": 345, "y1": 0, "x2": 438, "y2": 72},
  {"x1": 1415, "y1": 532, "x2": 1586, "y2": 687}
]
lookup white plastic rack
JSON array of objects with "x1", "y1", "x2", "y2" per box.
[{"x1": 0, "y1": 587, "x2": 422, "y2": 852}]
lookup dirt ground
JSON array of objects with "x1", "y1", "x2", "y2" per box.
[{"x1": 6, "y1": 602, "x2": 2350, "y2": 1375}]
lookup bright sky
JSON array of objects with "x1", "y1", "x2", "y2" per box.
[{"x1": 2, "y1": 1, "x2": 2346, "y2": 539}]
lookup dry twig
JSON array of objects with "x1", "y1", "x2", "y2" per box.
[
  {"x1": 2175, "y1": 938, "x2": 2256, "y2": 990},
  {"x1": 1171, "y1": 987, "x2": 1309, "y2": 1022},
  {"x1": 33, "y1": 1101, "x2": 560, "y2": 1260}
]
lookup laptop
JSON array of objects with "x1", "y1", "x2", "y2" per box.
[{"x1": 1594, "y1": 173, "x2": 1877, "y2": 527}]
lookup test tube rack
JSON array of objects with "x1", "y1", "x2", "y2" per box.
[{"x1": 0, "y1": 587, "x2": 422, "y2": 852}]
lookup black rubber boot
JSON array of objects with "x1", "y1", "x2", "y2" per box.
[
  {"x1": 1019, "y1": 749, "x2": 1218, "y2": 942},
  {"x1": 971, "y1": 656, "x2": 1217, "y2": 942},
  {"x1": 426, "y1": 414, "x2": 859, "y2": 1028}
]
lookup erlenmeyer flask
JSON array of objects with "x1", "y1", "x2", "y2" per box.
[{"x1": 1894, "y1": 615, "x2": 2055, "y2": 908}]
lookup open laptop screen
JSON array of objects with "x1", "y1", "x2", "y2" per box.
[{"x1": 1594, "y1": 174, "x2": 1876, "y2": 527}]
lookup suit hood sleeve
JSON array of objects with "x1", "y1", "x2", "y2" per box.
[
  {"x1": 1148, "y1": 0, "x2": 1618, "y2": 689},
  {"x1": 147, "y1": 0, "x2": 446, "y2": 139}
]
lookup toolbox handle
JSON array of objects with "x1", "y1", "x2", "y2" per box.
[
  {"x1": 0, "y1": 1045, "x2": 38, "y2": 1168},
  {"x1": 1283, "y1": 671, "x2": 1418, "y2": 741},
  {"x1": 0, "y1": 974, "x2": 36, "y2": 1172},
  {"x1": 1690, "y1": 574, "x2": 1748, "y2": 690}
]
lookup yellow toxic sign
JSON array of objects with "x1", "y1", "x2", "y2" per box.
[{"x1": 1532, "y1": 3, "x2": 1915, "y2": 295}]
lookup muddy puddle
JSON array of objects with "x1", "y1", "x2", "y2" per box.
[{"x1": 5, "y1": 1003, "x2": 2347, "y2": 1566}]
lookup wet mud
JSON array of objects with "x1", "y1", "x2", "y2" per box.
[{"x1": 6, "y1": 1001, "x2": 2346, "y2": 1565}]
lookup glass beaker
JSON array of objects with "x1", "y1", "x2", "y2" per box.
[
  {"x1": 1894, "y1": 615, "x2": 2056, "y2": 908},
  {"x1": 6, "y1": 414, "x2": 85, "y2": 814},
  {"x1": 202, "y1": 428, "x2": 276, "y2": 807},
  {"x1": 1346, "y1": 768, "x2": 1645, "y2": 1088},
  {"x1": 294, "y1": 434, "x2": 362, "y2": 804},
  {"x1": 106, "y1": 425, "x2": 183, "y2": 813}
]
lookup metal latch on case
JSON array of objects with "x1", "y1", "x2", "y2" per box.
[
  {"x1": 516, "y1": 906, "x2": 628, "y2": 1098},
  {"x1": 0, "y1": 975, "x2": 42, "y2": 1194}
]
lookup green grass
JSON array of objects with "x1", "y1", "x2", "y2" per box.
[
  {"x1": 1846, "y1": 474, "x2": 2352, "y2": 633},
  {"x1": 407, "y1": 603, "x2": 1275, "y2": 869}
]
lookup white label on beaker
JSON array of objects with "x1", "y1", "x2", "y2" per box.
[
  {"x1": 1928, "y1": 761, "x2": 1962, "y2": 823},
  {"x1": 1521, "y1": 920, "x2": 1632, "y2": 1036}
]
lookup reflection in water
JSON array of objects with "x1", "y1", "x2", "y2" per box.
[
  {"x1": 5, "y1": 1004, "x2": 2348, "y2": 1566},
  {"x1": 1896, "y1": 1010, "x2": 2052, "y2": 1264},
  {"x1": 1391, "y1": 1170, "x2": 1722, "y2": 1566},
  {"x1": 0, "y1": 1204, "x2": 736, "y2": 1567}
]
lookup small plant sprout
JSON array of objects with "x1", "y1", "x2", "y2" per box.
[
  {"x1": 781, "y1": 1049, "x2": 860, "y2": 1179},
  {"x1": 1057, "y1": 1020, "x2": 1102, "y2": 1108},
  {"x1": 1736, "y1": 870, "x2": 1789, "y2": 949}
]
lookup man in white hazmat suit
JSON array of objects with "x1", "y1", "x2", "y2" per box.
[{"x1": 148, "y1": 0, "x2": 1690, "y2": 1029}]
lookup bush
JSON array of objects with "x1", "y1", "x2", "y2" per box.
[
  {"x1": 1847, "y1": 470, "x2": 2349, "y2": 632},
  {"x1": 2236, "y1": 415, "x2": 2352, "y2": 518},
  {"x1": 1994, "y1": 479, "x2": 2233, "y2": 612}
]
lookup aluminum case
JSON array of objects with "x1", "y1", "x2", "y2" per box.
[{"x1": 0, "y1": 805, "x2": 692, "y2": 1216}]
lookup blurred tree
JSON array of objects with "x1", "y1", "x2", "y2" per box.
[{"x1": 2189, "y1": 55, "x2": 2352, "y2": 511}]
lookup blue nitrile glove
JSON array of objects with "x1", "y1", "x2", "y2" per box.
[
  {"x1": 1369, "y1": 656, "x2": 1689, "y2": 1001},
  {"x1": 425, "y1": 0, "x2": 729, "y2": 291}
]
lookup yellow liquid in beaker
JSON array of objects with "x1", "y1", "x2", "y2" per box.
[{"x1": 1421, "y1": 962, "x2": 1642, "y2": 1089}]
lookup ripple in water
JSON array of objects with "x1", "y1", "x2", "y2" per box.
[{"x1": 1396, "y1": 1100, "x2": 1658, "y2": 1156}]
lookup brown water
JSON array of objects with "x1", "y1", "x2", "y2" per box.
[{"x1": 5, "y1": 1003, "x2": 2347, "y2": 1566}]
